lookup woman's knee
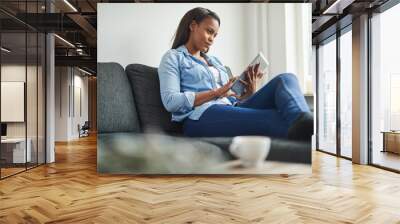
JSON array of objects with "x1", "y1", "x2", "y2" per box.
[{"x1": 274, "y1": 73, "x2": 298, "y2": 82}]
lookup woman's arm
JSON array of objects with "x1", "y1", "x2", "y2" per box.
[
  {"x1": 193, "y1": 77, "x2": 237, "y2": 106},
  {"x1": 158, "y1": 51, "x2": 236, "y2": 113},
  {"x1": 158, "y1": 51, "x2": 196, "y2": 113}
]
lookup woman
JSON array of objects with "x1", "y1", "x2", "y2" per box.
[{"x1": 158, "y1": 7, "x2": 313, "y2": 141}]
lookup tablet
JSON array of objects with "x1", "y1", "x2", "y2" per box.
[{"x1": 231, "y1": 52, "x2": 269, "y2": 96}]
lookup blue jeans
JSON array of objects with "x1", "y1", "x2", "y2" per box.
[{"x1": 183, "y1": 73, "x2": 310, "y2": 138}]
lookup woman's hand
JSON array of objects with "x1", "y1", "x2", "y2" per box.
[
  {"x1": 236, "y1": 63, "x2": 264, "y2": 100},
  {"x1": 193, "y1": 77, "x2": 237, "y2": 107},
  {"x1": 214, "y1": 77, "x2": 237, "y2": 98}
]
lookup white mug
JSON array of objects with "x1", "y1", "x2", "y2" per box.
[{"x1": 229, "y1": 136, "x2": 271, "y2": 168}]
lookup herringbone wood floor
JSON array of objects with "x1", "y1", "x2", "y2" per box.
[{"x1": 1, "y1": 135, "x2": 400, "y2": 224}]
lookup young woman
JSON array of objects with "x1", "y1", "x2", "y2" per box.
[{"x1": 158, "y1": 7, "x2": 313, "y2": 141}]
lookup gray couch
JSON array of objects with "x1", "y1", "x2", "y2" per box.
[{"x1": 97, "y1": 62, "x2": 311, "y2": 174}]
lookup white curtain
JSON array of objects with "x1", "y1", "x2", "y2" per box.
[{"x1": 243, "y1": 3, "x2": 312, "y2": 93}]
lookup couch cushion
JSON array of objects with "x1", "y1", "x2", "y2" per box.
[
  {"x1": 125, "y1": 64, "x2": 183, "y2": 134},
  {"x1": 97, "y1": 62, "x2": 141, "y2": 133}
]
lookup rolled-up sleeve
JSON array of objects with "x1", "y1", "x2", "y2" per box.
[{"x1": 158, "y1": 51, "x2": 196, "y2": 113}]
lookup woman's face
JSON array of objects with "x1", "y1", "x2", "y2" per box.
[{"x1": 189, "y1": 16, "x2": 219, "y2": 52}]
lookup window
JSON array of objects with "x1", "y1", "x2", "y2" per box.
[
  {"x1": 339, "y1": 28, "x2": 352, "y2": 158},
  {"x1": 0, "y1": 1, "x2": 47, "y2": 179},
  {"x1": 371, "y1": 2, "x2": 400, "y2": 171},
  {"x1": 317, "y1": 37, "x2": 337, "y2": 154}
]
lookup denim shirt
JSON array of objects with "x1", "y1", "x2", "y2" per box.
[{"x1": 158, "y1": 45, "x2": 237, "y2": 122}]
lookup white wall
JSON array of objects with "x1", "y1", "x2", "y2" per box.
[
  {"x1": 55, "y1": 67, "x2": 89, "y2": 141},
  {"x1": 72, "y1": 73, "x2": 89, "y2": 138},
  {"x1": 55, "y1": 67, "x2": 68, "y2": 141},
  {"x1": 98, "y1": 3, "x2": 247, "y2": 75},
  {"x1": 98, "y1": 3, "x2": 311, "y2": 90}
]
